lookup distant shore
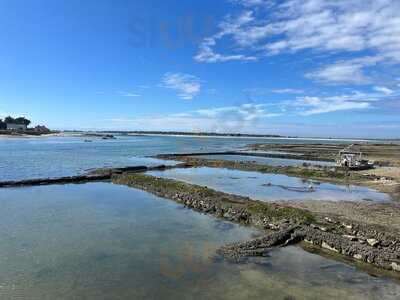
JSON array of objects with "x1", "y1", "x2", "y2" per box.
[
  {"x1": 71, "y1": 130, "x2": 400, "y2": 142},
  {"x1": 0, "y1": 132, "x2": 66, "y2": 139},
  {"x1": 1, "y1": 130, "x2": 399, "y2": 143}
]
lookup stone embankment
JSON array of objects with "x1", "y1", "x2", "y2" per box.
[
  {"x1": 157, "y1": 151, "x2": 335, "y2": 163},
  {"x1": 0, "y1": 164, "x2": 183, "y2": 188},
  {"x1": 113, "y1": 173, "x2": 400, "y2": 273},
  {"x1": 0, "y1": 174, "x2": 111, "y2": 188}
]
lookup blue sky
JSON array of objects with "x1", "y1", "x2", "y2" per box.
[{"x1": 0, "y1": 0, "x2": 399, "y2": 138}]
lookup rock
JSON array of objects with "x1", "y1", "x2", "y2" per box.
[
  {"x1": 367, "y1": 238, "x2": 379, "y2": 247},
  {"x1": 322, "y1": 242, "x2": 339, "y2": 253},
  {"x1": 114, "y1": 173, "x2": 400, "y2": 274},
  {"x1": 343, "y1": 235, "x2": 357, "y2": 241},
  {"x1": 343, "y1": 223, "x2": 353, "y2": 230},
  {"x1": 311, "y1": 223, "x2": 329, "y2": 232},
  {"x1": 267, "y1": 223, "x2": 280, "y2": 230},
  {"x1": 391, "y1": 262, "x2": 400, "y2": 272},
  {"x1": 219, "y1": 227, "x2": 302, "y2": 261}
]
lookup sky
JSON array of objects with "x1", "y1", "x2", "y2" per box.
[{"x1": 0, "y1": 0, "x2": 400, "y2": 138}]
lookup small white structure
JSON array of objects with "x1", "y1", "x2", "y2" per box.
[{"x1": 6, "y1": 123, "x2": 27, "y2": 131}]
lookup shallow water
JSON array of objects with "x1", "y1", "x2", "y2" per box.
[
  {"x1": 0, "y1": 135, "x2": 352, "y2": 181},
  {"x1": 148, "y1": 167, "x2": 391, "y2": 202},
  {"x1": 192, "y1": 154, "x2": 336, "y2": 167},
  {"x1": 0, "y1": 182, "x2": 398, "y2": 299},
  {"x1": 238, "y1": 149, "x2": 305, "y2": 156}
]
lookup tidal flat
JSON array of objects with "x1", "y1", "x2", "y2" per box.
[
  {"x1": 147, "y1": 167, "x2": 390, "y2": 202},
  {"x1": 191, "y1": 154, "x2": 336, "y2": 167},
  {"x1": 0, "y1": 182, "x2": 399, "y2": 300},
  {"x1": 1, "y1": 137, "x2": 400, "y2": 298}
]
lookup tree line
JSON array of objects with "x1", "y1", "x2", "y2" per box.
[{"x1": 0, "y1": 116, "x2": 31, "y2": 129}]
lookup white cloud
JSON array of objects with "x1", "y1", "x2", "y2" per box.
[
  {"x1": 195, "y1": 38, "x2": 258, "y2": 63},
  {"x1": 230, "y1": 0, "x2": 272, "y2": 7},
  {"x1": 117, "y1": 91, "x2": 141, "y2": 97},
  {"x1": 194, "y1": 11, "x2": 259, "y2": 63},
  {"x1": 272, "y1": 88, "x2": 304, "y2": 94},
  {"x1": 193, "y1": 103, "x2": 280, "y2": 120},
  {"x1": 373, "y1": 86, "x2": 394, "y2": 95},
  {"x1": 195, "y1": 0, "x2": 400, "y2": 84},
  {"x1": 161, "y1": 73, "x2": 202, "y2": 100},
  {"x1": 306, "y1": 56, "x2": 382, "y2": 85},
  {"x1": 287, "y1": 85, "x2": 400, "y2": 116},
  {"x1": 306, "y1": 62, "x2": 367, "y2": 85},
  {"x1": 106, "y1": 103, "x2": 280, "y2": 133},
  {"x1": 294, "y1": 95, "x2": 370, "y2": 116}
]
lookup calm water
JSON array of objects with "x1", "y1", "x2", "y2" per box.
[
  {"x1": 192, "y1": 154, "x2": 336, "y2": 167},
  {"x1": 0, "y1": 135, "x2": 352, "y2": 181},
  {"x1": 0, "y1": 182, "x2": 398, "y2": 299},
  {"x1": 148, "y1": 167, "x2": 391, "y2": 202}
]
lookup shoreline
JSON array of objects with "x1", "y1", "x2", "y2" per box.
[
  {"x1": 0, "y1": 133, "x2": 66, "y2": 139},
  {"x1": 155, "y1": 155, "x2": 400, "y2": 201},
  {"x1": 2, "y1": 132, "x2": 398, "y2": 143},
  {"x1": 1, "y1": 161, "x2": 399, "y2": 276},
  {"x1": 112, "y1": 172, "x2": 400, "y2": 276},
  {"x1": 1, "y1": 141, "x2": 400, "y2": 277},
  {"x1": 126, "y1": 133, "x2": 380, "y2": 142}
]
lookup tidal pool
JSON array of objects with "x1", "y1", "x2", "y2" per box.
[
  {"x1": 191, "y1": 154, "x2": 335, "y2": 167},
  {"x1": 148, "y1": 167, "x2": 391, "y2": 202},
  {"x1": 0, "y1": 183, "x2": 398, "y2": 299}
]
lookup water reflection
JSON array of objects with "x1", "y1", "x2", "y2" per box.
[
  {"x1": 0, "y1": 182, "x2": 398, "y2": 299},
  {"x1": 0, "y1": 135, "x2": 350, "y2": 181},
  {"x1": 191, "y1": 154, "x2": 335, "y2": 167},
  {"x1": 148, "y1": 167, "x2": 391, "y2": 202}
]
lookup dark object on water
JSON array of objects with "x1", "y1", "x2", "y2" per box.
[{"x1": 262, "y1": 183, "x2": 316, "y2": 193}]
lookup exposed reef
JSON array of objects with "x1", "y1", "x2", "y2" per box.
[
  {"x1": 0, "y1": 164, "x2": 185, "y2": 188},
  {"x1": 1, "y1": 152, "x2": 399, "y2": 275},
  {"x1": 157, "y1": 150, "x2": 335, "y2": 163},
  {"x1": 112, "y1": 173, "x2": 400, "y2": 273}
]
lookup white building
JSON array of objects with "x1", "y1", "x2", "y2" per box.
[{"x1": 6, "y1": 123, "x2": 27, "y2": 131}]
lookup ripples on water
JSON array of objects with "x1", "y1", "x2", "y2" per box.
[
  {"x1": 0, "y1": 135, "x2": 349, "y2": 181},
  {"x1": 148, "y1": 167, "x2": 391, "y2": 202},
  {"x1": 0, "y1": 183, "x2": 398, "y2": 300}
]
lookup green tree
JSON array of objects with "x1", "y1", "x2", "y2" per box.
[
  {"x1": 14, "y1": 117, "x2": 31, "y2": 126},
  {"x1": 0, "y1": 119, "x2": 6, "y2": 130},
  {"x1": 4, "y1": 116, "x2": 15, "y2": 123}
]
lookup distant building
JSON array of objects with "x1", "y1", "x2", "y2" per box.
[{"x1": 6, "y1": 123, "x2": 27, "y2": 131}]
